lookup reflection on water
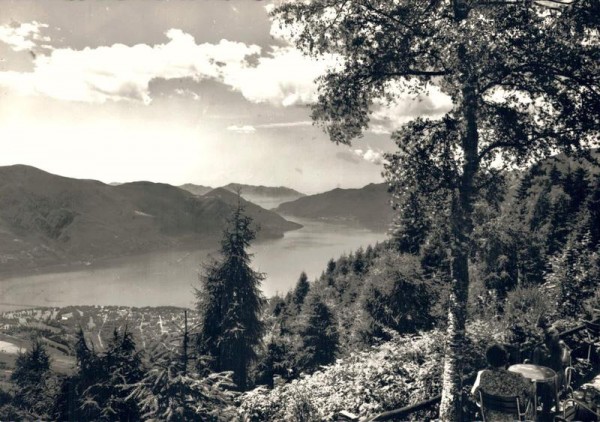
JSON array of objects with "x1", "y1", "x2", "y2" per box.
[{"x1": 0, "y1": 218, "x2": 387, "y2": 312}]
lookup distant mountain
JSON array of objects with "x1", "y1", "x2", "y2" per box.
[
  {"x1": 0, "y1": 165, "x2": 300, "y2": 274},
  {"x1": 222, "y1": 183, "x2": 305, "y2": 209},
  {"x1": 179, "y1": 183, "x2": 213, "y2": 197},
  {"x1": 275, "y1": 183, "x2": 393, "y2": 231},
  {"x1": 202, "y1": 188, "x2": 302, "y2": 236}
]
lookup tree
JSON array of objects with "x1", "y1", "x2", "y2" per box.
[
  {"x1": 75, "y1": 328, "x2": 144, "y2": 422},
  {"x1": 298, "y1": 294, "x2": 339, "y2": 372},
  {"x1": 131, "y1": 328, "x2": 237, "y2": 421},
  {"x1": 55, "y1": 328, "x2": 144, "y2": 421},
  {"x1": 196, "y1": 201, "x2": 266, "y2": 390},
  {"x1": 549, "y1": 232, "x2": 600, "y2": 318},
  {"x1": 292, "y1": 271, "x2": 311, "y2": 312},
  {"x1": 11, "y1": 338, "x2": 54, "y2": 419},
  {"x1": 274, "y1": 1, "x2": 599, "y2": 419},
  {"x1": 391, "y1": 190, "x2": 430, "y2": 255}
]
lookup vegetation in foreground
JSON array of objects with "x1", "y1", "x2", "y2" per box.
[{"x1": 1, "y1": 153, "x2": 599, "y2": 421}]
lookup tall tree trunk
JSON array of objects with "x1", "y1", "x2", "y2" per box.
[{"x1": 439, "y1": 40, "x2": 479, "y2": 421}]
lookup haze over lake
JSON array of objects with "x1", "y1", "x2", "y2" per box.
[{"x1": 0, "y1": 217, "x2": 386, "y2": 312}]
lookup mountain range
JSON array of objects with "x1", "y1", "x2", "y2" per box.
[
  {"x1": 0, "y1": 165, "x2": 300, "y2": 274},
  {"x1": 275, "y1": 183, "x2": 394, "y2": 231},
  {"x1": 180, "y1": 182, "x2": 305, "y2": 209}
]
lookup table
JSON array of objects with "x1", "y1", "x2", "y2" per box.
[{"x1": 508, "y1": 364, "x2": 559, "y2": 415}]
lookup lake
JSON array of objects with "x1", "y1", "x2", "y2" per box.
[{"x1": 0, "y1": 218, "x2": 387, "y2": 313}]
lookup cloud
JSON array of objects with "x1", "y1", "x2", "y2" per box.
[
  {"x1": 0, "y1": 30, "x2": 261, "y2": 103},
  {"x1": 255, "y1": 120, "x2": 313, "y2": 129},
  {"x1": 224, "y1": 46, "x2": 336, "y2": 106},
  {"x1": 173, "y1": 88, "x2": 201, "y2": 101},
  {"x1": 369, "y1": 83, "x2": 453, "y2": 134},
  {"x1": 227, "y1": 125, "x2": 256, "y2": 134},
  {"x1": 0, "y1": 21, "x2": 50, "y2": 52},
  {"x1": 353, "y1": 148, "x2": 386, "y2": 165},
  {"x1": 0, "y1": 28, "x2": 334, "y2": 107},
  {"x1": 225, "y1": 120, "x2": 312, "y2": 134}
]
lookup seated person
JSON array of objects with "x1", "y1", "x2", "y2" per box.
[
  {"x1": 532, "y1": 327, "x2": 571, "y2": 412},
  {"x1": 472, "y1": 344, "x2": 535, "y2": 421},
  {"x1": 532, "y1": 327, "x2": 570, "y2": 380}
]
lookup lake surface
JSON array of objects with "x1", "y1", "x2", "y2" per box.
[{"x1": 0, "y1": 218, "x2": 387, "y2": 312}]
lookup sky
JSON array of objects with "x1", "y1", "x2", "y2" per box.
[{"x1": 0, "y1": 0, "x2": 452, "y2": 194}]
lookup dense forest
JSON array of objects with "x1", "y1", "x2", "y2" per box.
[{"x1": 1, "y1": 153, "x2": 599, "y2": 421}]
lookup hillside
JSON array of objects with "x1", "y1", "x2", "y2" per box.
[
  {"x1": 0, "y1": 165, "x2": 300, "y2": 274},
  {"x1": 275, "y1": 183, "x2": 393, "y2": 231},
  {"x1": 202, "y1": 188, "x2": 302, "y2": 237},
  {"x1": 179, "y1": 183, "x2": 213, "y2": 197},
  {"x1": 222, "y1": 183, "x2": 305, "y2": 209}
]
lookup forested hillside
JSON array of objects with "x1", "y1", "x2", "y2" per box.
[
  {"x1": 1, "y1": 155, "x2": 599, "y2": 421},
  {"x1": 240, "y1": 154, "x2": 600, "y2": 419},
  {"x1": 275, "y1": 183, "x2": 393, "y2": 231}
]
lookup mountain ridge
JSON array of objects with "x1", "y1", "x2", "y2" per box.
[
  {"x1": 275, "y1": 182, "x2": 393, "y2": 231},
  {"x1": 0, "y1": 165, "x2": 300, "y2": 274}
]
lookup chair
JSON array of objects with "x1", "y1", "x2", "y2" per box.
[
  {"x1": 557, "y1": 398, "x2": 599, "y2": 421},
  {"x1": 478, "y1": 390, "x2": 531, "y2": 422},
  {"x1": 583, "y1": 321, "x2": 600, "y2": 363},
  {"x1": 563, "y1": 366, "x2": 575, "y2": 398}
]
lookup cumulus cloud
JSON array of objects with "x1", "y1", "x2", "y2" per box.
[
  {"x1": 0, "y1": 30, "x2": 262, "y2": 104},
  {"x1": 0, "y1": 21, "x2": 50, "y2": 52},
  {"x1": 0, "y1": 28, "x2": 333, "y2": 106},
  {"x1": 353, "y1": 148, "x2": 386, "y2": 165},
  {"x1": 224, "y1": 46, "x2": 334, "y2": 106},
  {"x1": 227, "y1": 125, "x2": 256, "y2": 134}
]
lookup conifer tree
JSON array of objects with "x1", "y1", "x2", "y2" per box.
[
  {"x1": 196, "y1": 201, "x2": 266, "y2": 390},
  {"x1": 586, "y1": 176, "x2": 600, "y2": 248},
  {"x1": 298, "y1": 295, "x2": 339, "y2": 372},
  {"x1": 59, "y1": 328, "x2": 144, "y2": 422},
  {"x1": 11, "y1": 338, "x2": 53, "y2": 419},
  {"x1": 131, "y1": 327, "x2": 237, "y2": 421},
  {"x1": 292, "y1": 271, "x2": 310, "y2": 312},
  {"x1": 391, "y1": 190, "x2": 430, "y2": 255}
]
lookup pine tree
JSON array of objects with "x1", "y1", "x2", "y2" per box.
[
  {"x1": 60, "y1": 328, "x2": 144, "y2": 422},
  {"x1": 352, "y1": 247, "x2": 366, "y2": 274},
  {"x1": 101, "y1": 328, "x2": 144, "y2": 421},
  {"x1": 131, "y1": 327, "x2": 237, "y2": 421},
  {"x1": 550, "y1": 233, "x2": 600, "y2": 318},
  {"x1": 298, "y1": 295, "x2": 339, "y2": 373},
  {"x1": 326, "y1": 258, "x2": 336, "y2": 275},
  {"x1": 196, "y1": 201, "x2": 266, "y2": 390},
  {"x1": 586, "y1": 176, "x2": 600, "y2": 249},
  {"x1": 11, "y1": 338, "x2": 53, "y2": 419},
  {"x1": 391, "y1": 190, "x2": 430, "y2": 255},
  {"x1": 292, "y1": 271, "x2": 310, "y2": 312}
]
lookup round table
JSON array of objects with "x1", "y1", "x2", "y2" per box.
[
  {"x1": 508, "y1": 364, "x2": 558, "y2": 414},
  {"x1": 508, "y1": 364, "x2": 557, "y2": 381}
]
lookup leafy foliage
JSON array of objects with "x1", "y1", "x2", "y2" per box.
[{"x1": 274, "y1": 0, "x2": 599, "y2": 417}]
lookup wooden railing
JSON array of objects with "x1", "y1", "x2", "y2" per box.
[{"x1": 361, "y1": 318, "x2": 600, "y2": 422}]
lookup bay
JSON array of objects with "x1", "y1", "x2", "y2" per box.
[{"x1": 0, "y1": 218, "x2": 387, "y2": 312}]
